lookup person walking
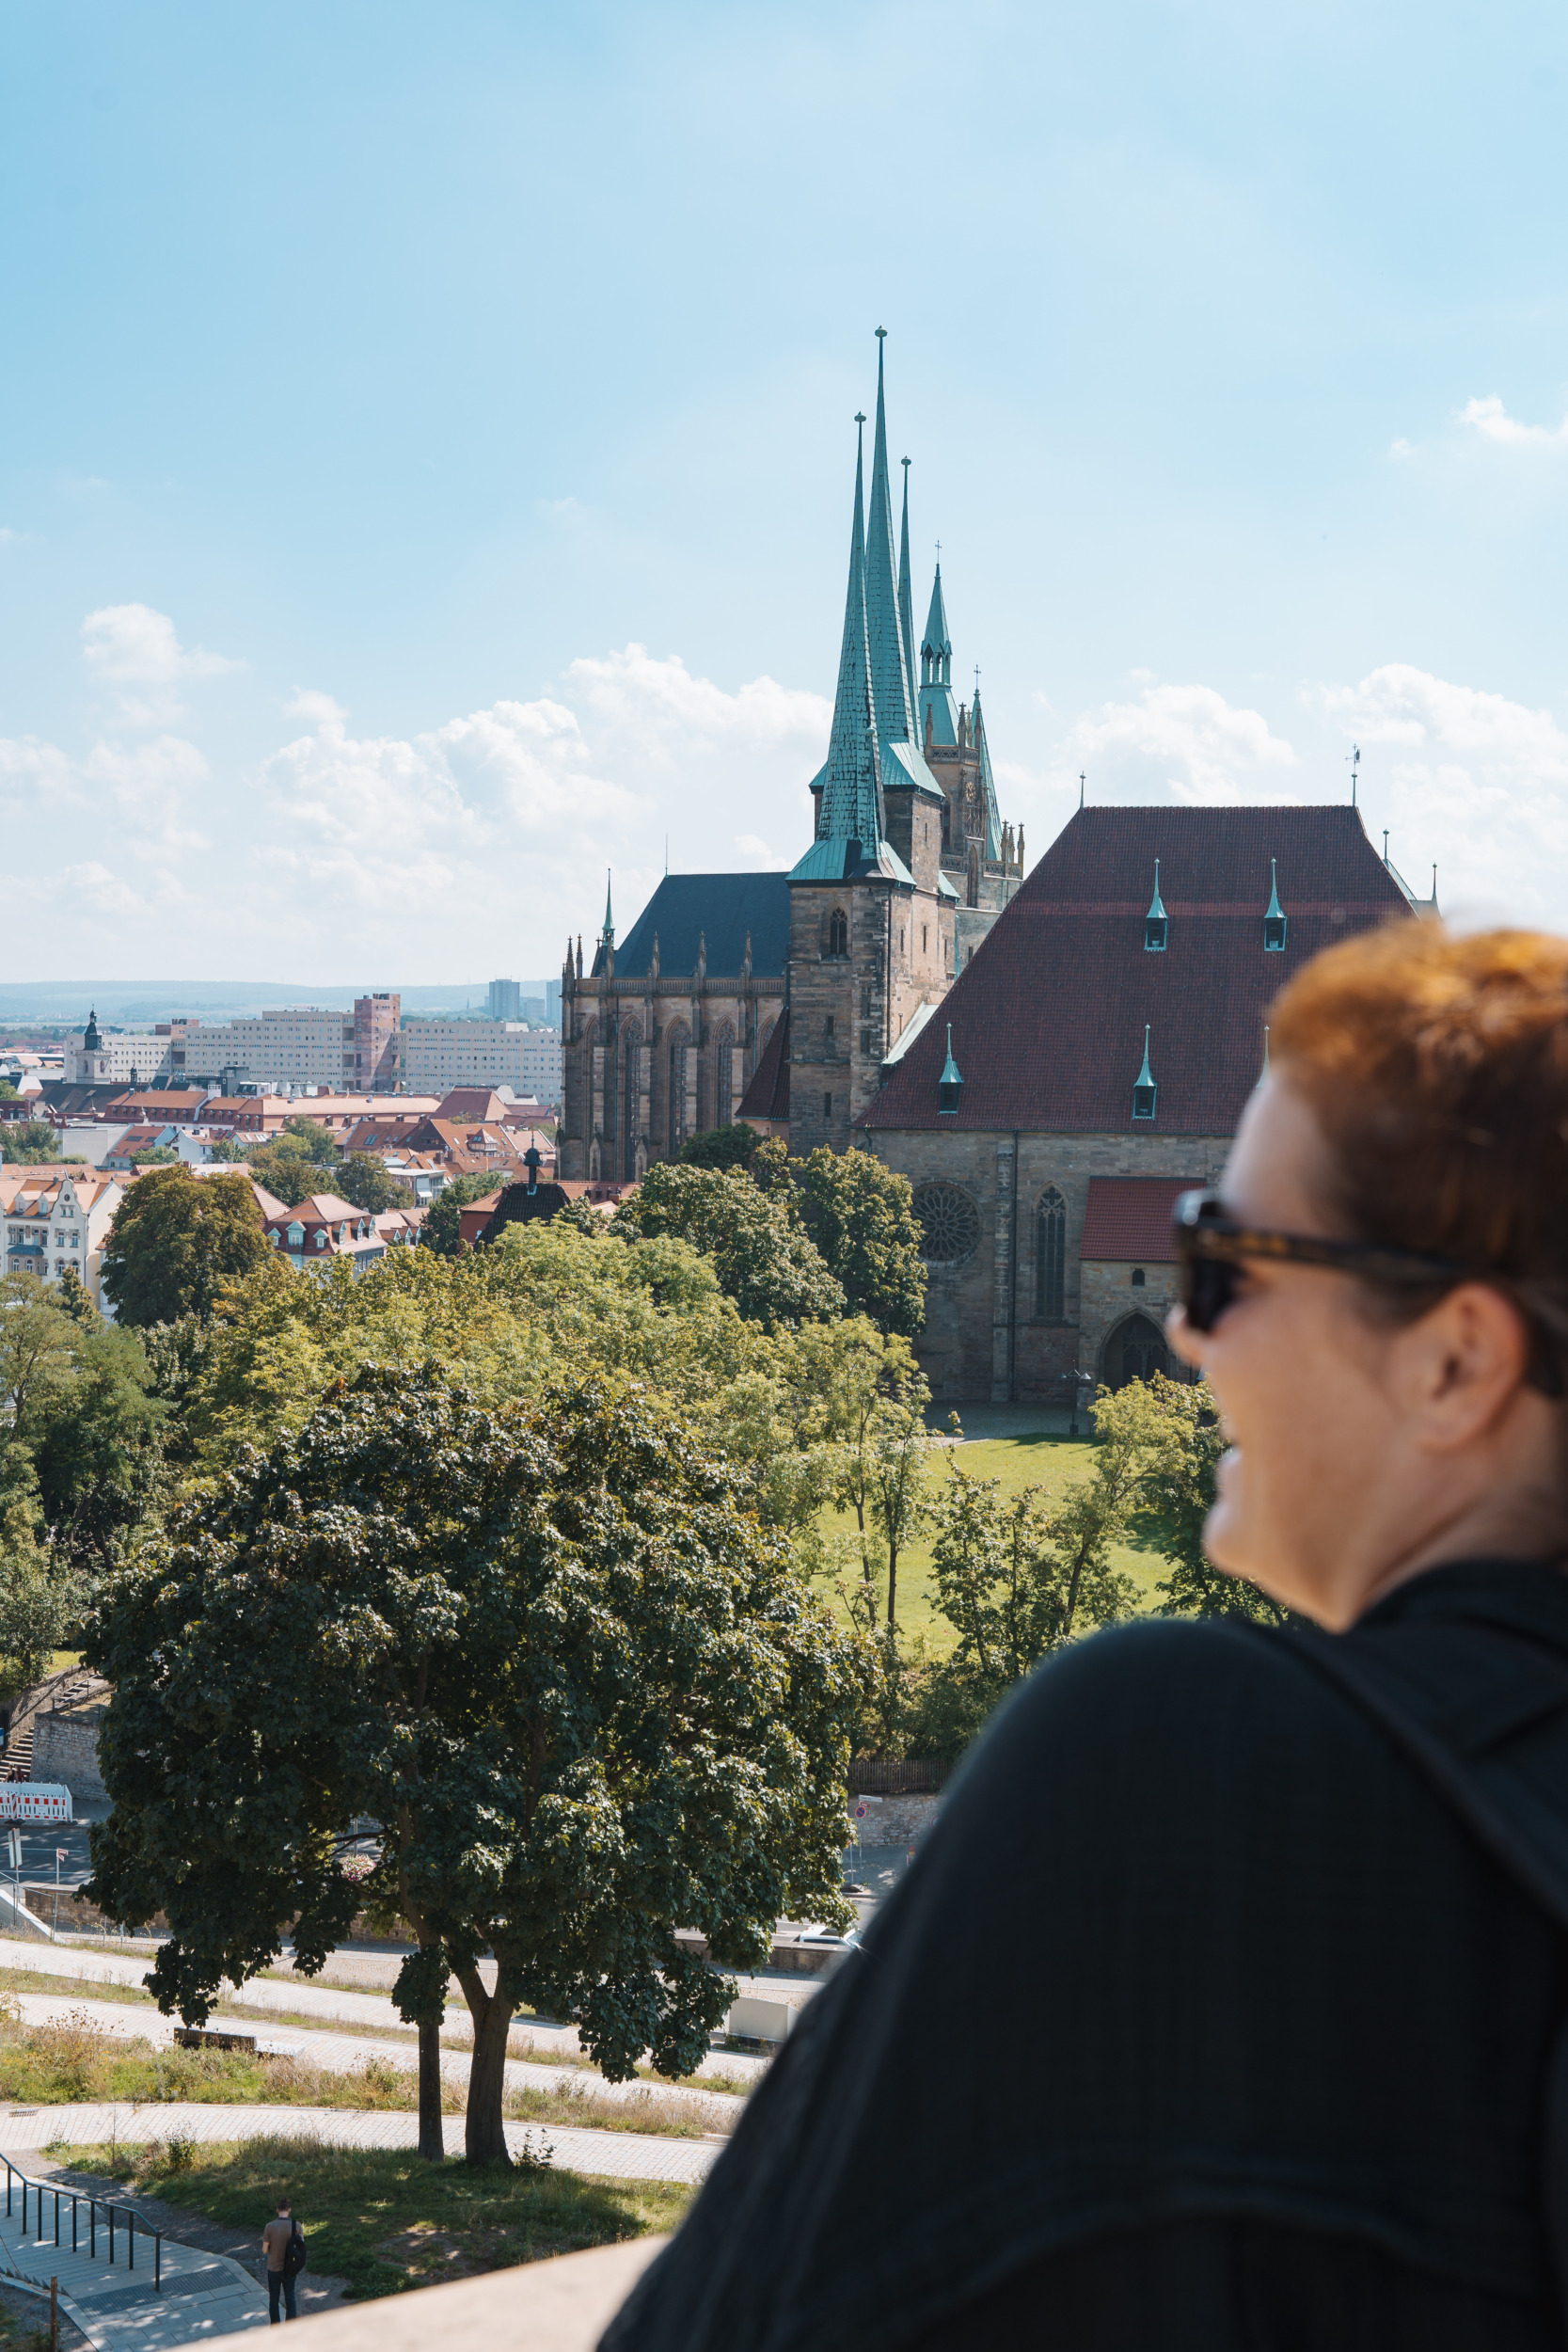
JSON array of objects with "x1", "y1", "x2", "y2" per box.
[
  {"x1": 261, "y1": 2196, "x2": 298, "y2": 2325},
  {"x1": 603, "y1": 922, "x2": 1568, "y2": 2350}
]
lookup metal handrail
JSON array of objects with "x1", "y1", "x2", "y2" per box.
[{"x1": 1, "y1": 2153, "x2": 162, "y2": 2291}]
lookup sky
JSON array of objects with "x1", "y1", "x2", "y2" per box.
[{"x1": 4, "y1": 0, "x2": 1568, "y2": 988}]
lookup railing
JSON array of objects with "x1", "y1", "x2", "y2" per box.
[
  {"x1": 847, "y1": 1756, "x2": 950, "y2": 1795},
  {"x1": 1, "y1": 2154, "x2": 162, "y2": 2291}
]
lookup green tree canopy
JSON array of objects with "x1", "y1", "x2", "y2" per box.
[
  {"x1": 333, "y1": 1153, "x2": 400, "y2": 1214},
  {"x1": 85, "y1": 1368, "x2": 863, "y2": 2162},
  {"x1": 612, "y1": 1162, "x2": 844, "y2": 1329},
  {"x1": 102, "y1": 1168, "x2": 270, "y2": 1327},
  {"x1": 420, "y1": 1172, "x2": 501, "y2": 1259},
  {"x1": 790, "y1": 1146, "x2": 927, "y2": 1337},
  {"x1": 129, "y1": 1145, "x2": 182, "y2": 1167},
  {"x1": 677, "y1": 1124, "x2": 761, "y2": 1172},
  {"x1": 1, "y1": 1121, "x2": 71, "y2": 1165}
]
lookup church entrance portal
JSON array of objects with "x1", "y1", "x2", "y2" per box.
[{"x1": 1102, "y1": 1312, "x2": 1169, "y2": 1391}]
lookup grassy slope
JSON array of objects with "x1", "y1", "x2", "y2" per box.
[
  {"x1": 45, "y1": 2138, "x2": 691, "y2": 2300},
  {"x1": 822, "y1": 1433, "x2": 1174, "y2": 1653}
]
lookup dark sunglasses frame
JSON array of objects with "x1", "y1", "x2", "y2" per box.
[{"x1": 1170, "y1": 1190, "x2": 1563, "y2": 1395}]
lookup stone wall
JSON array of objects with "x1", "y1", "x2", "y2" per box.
[
  {"x1": 32, "y1": 1706, "x2": 106, "y2": 1803},
  {"x1": 862, "y1": 1127, "x2": 1228, "y2": 1403},
  {"x1": 849, "y1": 1791, "x2": 942, "y2": 1846}
]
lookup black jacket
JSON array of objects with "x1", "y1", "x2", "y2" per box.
[{"x1": 602, "y1": 1562, "x2": 1568, "y2": 2351}]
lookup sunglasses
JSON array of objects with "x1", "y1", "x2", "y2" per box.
[{"x1": 1170, "y1": 1190, "x2": 1564, "y2": 1395}]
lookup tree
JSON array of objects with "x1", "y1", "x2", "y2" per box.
[
  {"x1": 0, "y1": 1479, "x2": 78, "y2": 1688},
  {"x1": 204, "y1": 1136, "x2": 250, "y2": 1164},
  {"x1": 244, "y1": 1147, "x2": 313, "y2": 1207},
  {"x1": 0, "y1": 1082, "x2": 17, "y2": 1101},
  {"x1": 54, "y1": 1266, "x2": 98, "y2": 1328},
  {"x1": 85, "y1": 1367, "x2": 863, "y2": 2164},
  {"x1": 0, "y1": 1273, "x2": 78, "y2": 1440},
  {"x1": 613, "y1": 1163, "x2": 844, "y2": 1329},
  {"x1": 102, "y1": 1168, "x2": 270, "y2": 1327},
  {"x1": 0, "y1": 1121, "x2": 68, "y2": 1165},
  {"x1": 129, "y1": 1145, "x2": 182, "y2": 1167},
  {"x1": 420, "y1": 1173, "x2": 500, "y2": 1259},
  {"x1": 31, "y1": 1322, "x2": 163, "y2": 1577},
  {"x1": 1138, "y1": 1374, "x2": 1287, "y2": 1624},
  {"x1": 334, "y1": 1153, "x2": 400, "y2": 1214},
  {"x1": 678, "y1": 1125, "x2": 760, "y2": 1172},
  {"x1": 791, "y1": 1146, "x2": 927, "y2": 1337}
]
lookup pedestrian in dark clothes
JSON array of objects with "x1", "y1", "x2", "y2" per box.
[
  {"x1": 261, "y1": 2196, "x2": 297, "y2": 2324},
  {"x1": 603, "y1": 922, "x2": 1568, "y2": 2351}
]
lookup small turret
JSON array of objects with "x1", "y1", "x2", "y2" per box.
[
  {"x1": 83, "y1": 1008, "x2": 101, "y2": 1054},
  {"x1": 938, "y1": 1025, "x2": 963, "y2": 1115},
  {"x1": 1145, "y1": 863, "x2": 1168, "y2": 952},
  {"x1": 1263, "y1": 859, "x2": 1287, "y2": 952},
  {"x1": 1132, "y1": 1026, "x2": 1158, "y2": 1121},
  {"x1": 650, "y1": 931, "x2": 660, "y2": 982}
]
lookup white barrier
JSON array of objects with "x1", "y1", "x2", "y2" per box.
[{"x1": 0, "y1": 1785, "x2": 72, "y2": 1822}]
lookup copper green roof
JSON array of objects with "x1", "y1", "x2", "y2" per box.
[
  {"x1": 898, "y1": 456, "x2": 917, "y2": 728},
  {"x1": 802, "y1": 410, "x2": 885, "y2": 862}
]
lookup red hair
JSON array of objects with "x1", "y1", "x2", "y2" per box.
[{"x1": 1270, "y1": 923, "x2": 1568, "y2": 1289}]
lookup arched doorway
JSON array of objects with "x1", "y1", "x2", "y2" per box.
[{"x1": 1103, "y1": 1312, "x2": 1168, "y2": 1390}]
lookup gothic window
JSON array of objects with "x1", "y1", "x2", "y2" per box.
[
  {"x1": 912, "y1": 1182, "x2": 981, "y2": 1265},
  {"x1": 824, "y1": 1013, "x2": 835, "y2": 1042},
  {"x1": 967, "y1": 846, "x2": 979, "y2": 909},
  {"x1": 667, "y1": 1025, "x2": 689, "y2": 1156},
  {"x1": 942, "y1": 800, "x2": 951, "y2": 850},
  {"x1": 622, "y1": 1025, "x2": 641, "y2": 1181},
  {"x1": 1106, "y1": 1313, "x2": 1168, "y2": 1391},
  {"x1": 823, "y1": 1091, "x2": 833, "y2": 1119},
  {"x1": 1036, "y1": 1187, "x2": 1066, "y2": 1318},
  {"x1": 601, "y1": 1033, "x2": 616, "y2": 1151},
  {"x1": 715, "y1": 1023, "x2": 735, "y2": 1128},
  {"x1": 828, "y1": 909, "x2": 848, "y2": 958}
]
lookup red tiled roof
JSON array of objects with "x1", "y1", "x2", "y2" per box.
[
  {"x1": 738, "y1": 1009, "x2": 790, "y2": 1121},
  {"x1": 860, "y1": 805, "x2": 1411, "y2": 1136},
  {"x1": 1078, "y1": 1176, "x2": 1200, "y2": 1263},
  {"x1": 435, "y1": 1089, "x2": 510, "y2": 1121}
]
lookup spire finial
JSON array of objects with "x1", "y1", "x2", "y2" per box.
[
  {"x1": 1079, "y1": 771, "x2": 1085, "y2": 809},
  {"x1": 603, "y1": 867, "x2": 614, "y2": 946},
  {"x1": 1384, "y1": 829, "x2": 1389, "y2": 864},
  {"x1": 1349, "y1": 742, "x2": 1360, "y2": 806}
]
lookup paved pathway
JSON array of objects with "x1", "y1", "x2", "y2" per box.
[
  {"x1": 0, "y1": 2162, "x2": 266, "y2": 2349},
  {"x1": 0, "y1": 2104, "x2": 719, "y2": 2185}
]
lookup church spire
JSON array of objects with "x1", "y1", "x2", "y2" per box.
[
  {"x1": 602, "y1": 869, "x2": 614, "y2": 946},
  {"x1": 898, "y1": 455, "x2": 917, "y2": 726},
  {"x1": 813, "y1": 411, "x2": 884, "y2": 854},
  {"x1": 921, "y1": 562, "x2": 952, "y2": 688},
  {"x1": 863, "y1": 329, "x2": 915, "y2": 747}
]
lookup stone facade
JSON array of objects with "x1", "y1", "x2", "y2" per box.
[
  {"x1": 863, "y1": 1126, "x2": 1225, "y2": 1406},
  {"x1": 562, "y1": 963, "x2": 784, "y2": 1184},
  {"x1": 31, "y1": 1705, "x2": 107, "y2": 1804}
]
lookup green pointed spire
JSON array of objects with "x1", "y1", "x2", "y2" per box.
[
  {"x1": 864, "y1": 329, "x2": 915, "y2": 748},
  {"x1": 921, "y1": 562, "x2": 951, "y2": 686},
  {"x1": 602, "y1": 868, "x2": 614, "y2": 946},
  {"x1": 811, "y1": 413, "x2": 883, "y2": 854},
  {"x1": 1144, "y1": 861, "x2": 1168, "y2": 950},
  {"x1": 938, "y1": 1023, "x2": 963, "y2": 1114},
  {"x1": 898, "y1": 455, "x2": 917, "y2": 726},
  {"x1": 1263, "y1": 857, "x2": 1287, "y2": 951},
  {"x1": 1132, "y1": 1025, "x2": 1158, "y2": 1120}
]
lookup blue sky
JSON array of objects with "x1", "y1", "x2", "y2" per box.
[{"x1": 5, "y1": 0, "x2": 1568, "y2": 984}]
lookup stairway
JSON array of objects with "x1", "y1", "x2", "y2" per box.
[{"x1": 2, "y1": 1670, "x2": 101, "y2": 1783}]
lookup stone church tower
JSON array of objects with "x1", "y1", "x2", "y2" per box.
[{"x1": 786, "y1": 337, "x2": 965, "y2": 1156}]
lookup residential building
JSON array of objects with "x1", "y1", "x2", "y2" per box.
[
  {"x1": 0, "y1": 1167, "x2": 124, "y2": 1311},
  {"x1": 260, "y1": 1194, "x2": 402, "y2": 1277},
  {"x1": 399, "y1": 1020, "x2": 562, "y2": 1103},
  {"x1": 68, "y1": 997, "x2": 406, "y2": 1093},
  {"x1": 487, "y1": 979, "x2": 522, "y2": 1022}
]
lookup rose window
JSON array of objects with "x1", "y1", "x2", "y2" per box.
[{"x1": 913, "y1": 1183, "x2": 981, "y2": 1263}]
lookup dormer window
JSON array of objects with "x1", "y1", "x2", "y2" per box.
[
  {"x1": 1263, "y1": 858, "x2": 1287, "y2": 951},
  {"x1": 1144, "y1": 861, "x2": 1168, "y2": 952},
  {"x1": 1132, "y1": 1025, "x2": 1158, "y2": 1121},
  {"x1": 938, "y1": 1025, "x2": 963, "y2": 1115}
]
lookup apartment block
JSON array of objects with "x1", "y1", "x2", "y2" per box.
[{"x1": 399, "y1": 1020, "x2": 562, "y2": 1103}]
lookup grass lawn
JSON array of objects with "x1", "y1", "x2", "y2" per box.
[
  {"x1": 44, "y1": 2137, "x2": 691, "y2": 2299},
  {"x1": 820, "y1": 1432, "x2": 1178, "y2": 1654}
]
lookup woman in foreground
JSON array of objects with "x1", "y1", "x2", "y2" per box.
[{"x1": 603, "y1": 922, "x2": 1568, "y2": 2352}]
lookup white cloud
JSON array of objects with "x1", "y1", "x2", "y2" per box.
[
  {"x1": 1458, "y1": 394, "x2": 1568, "y2": 451},
  {"x1": 1313, "y1": 663, "x2": 1568, "y2": 920},
  {"x1": 1040, "y1": 680, "x2": 1299, "y2": 807},
  {"x1": 81, "y1": 603, "x2": 243, "y2": 724}
]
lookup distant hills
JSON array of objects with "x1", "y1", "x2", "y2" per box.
[{"x1": 0, "y1": 982, "x2": 553, "y2": 1025}]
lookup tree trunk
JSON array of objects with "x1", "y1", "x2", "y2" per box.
[
  {"x1": 418, "y1": 2018, "x2": 444, "y2": 2160},
  {"x1": 887, "y1": 1536, "x2": 898, "y2": 1626},
  {"x1": 455, "y1": 1963, "x2": 515, "y2": 2166}
]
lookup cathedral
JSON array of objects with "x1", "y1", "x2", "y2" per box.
[{"x1": 558, "y1": 336, "x2": 1022, "y2": 1184}]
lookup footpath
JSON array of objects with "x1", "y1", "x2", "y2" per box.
[{"x1": 0, "y1": 2168, "x2": 265, "y2": 2351}]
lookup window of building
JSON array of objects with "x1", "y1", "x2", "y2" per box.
[
  {"x1": 1132, "y1": 1267, "x2": 1146, "y2": 1287},
  {"x1": 913, "y1": 1182, "x2": 981, "y2": 1265},
  {"x1": 1036, "y1": 1188, "x2": 1067, "y2": 1318},
  {"x1": 828, "y1": 909, "x2": 848, "y2": 957},
  {"x1": 824, "y1": 1014, "x2": 835, "y2": 1041},
  {"x1": 823, "y1": 1091, "x2": 833, "y2": 1119}
]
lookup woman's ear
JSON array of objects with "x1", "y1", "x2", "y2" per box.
[{"x1": 1401, "y1": 1283, "x2": 1535, "y2": 1451}]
